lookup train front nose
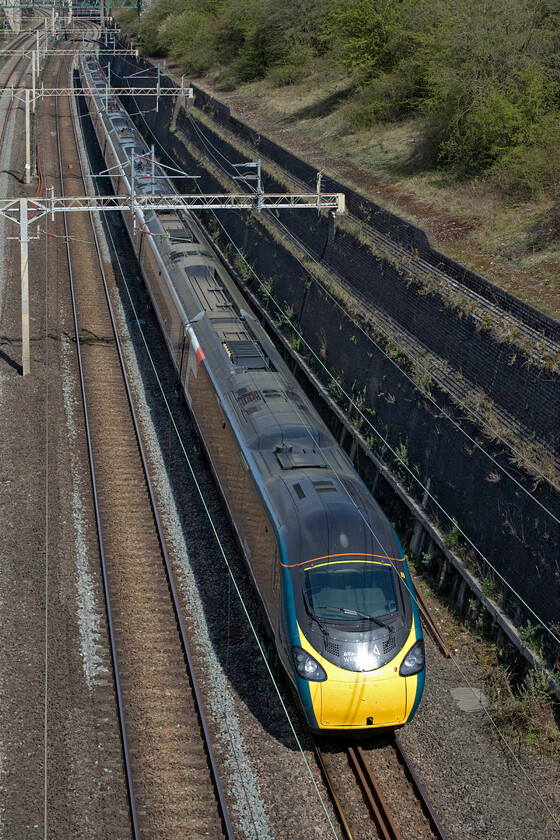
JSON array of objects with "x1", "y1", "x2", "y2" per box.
[{"x1": 319, "y1": 671, "x2": 408, "y2": 730}]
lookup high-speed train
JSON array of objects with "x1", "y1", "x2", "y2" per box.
[{"x1": 78, "y1": 52, "x2": 425, "y2": 733}]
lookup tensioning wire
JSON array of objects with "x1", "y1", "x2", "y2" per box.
[
  {"x1": 98, "y1": 207, "x2": 341, "y2": 839},
  {"x1": 79, "y1": 112, "x2": 341, "y2": 834},
  {"x1": 120, "y1": 68, "x2": 560, "y2": 655},
  {"x1": 101, "y1": 59, "x2": 559, "y2": 825},
  {"x1": 187, "y1": 107, "x2": 560, "y2": 505}
]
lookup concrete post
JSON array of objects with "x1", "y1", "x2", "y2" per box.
[
  {"x1": 32, "y1": 51, "x2": 36, "y2": 114},
  {"x1": 25, "y1": 88, "x2": 30, "y2": 185},
  {"x1": 20, "y1": 198, "x2": 30, "y2": 377}
]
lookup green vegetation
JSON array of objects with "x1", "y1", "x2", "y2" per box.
[
  {"x1": 490, "y1": 667, "x2": 559, "y2": 756},
  {"x1": 120, "y1": 0, "x2": 560, "y2": 196},
  {"x1": 520, "y1": 620, "x2": 543, "y2": 653},
  {"x1": 444, "y1": 518, "x2": 461, "y2": 550}
]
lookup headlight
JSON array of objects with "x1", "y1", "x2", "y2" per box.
[
  {"x1": 291, "y1": 646, "x2": 327, "y2": 681},
  {"x1": 399, "y1": 639, "x2": 425, "y2": 676}
]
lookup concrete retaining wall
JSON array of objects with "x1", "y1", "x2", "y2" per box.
[{"x1": 107, "y1": 57, "x2": 560, "y2": 650}]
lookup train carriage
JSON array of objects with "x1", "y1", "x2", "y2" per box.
[{"x1": 78, "y1": 53, "x2": 425, "y2": 733}]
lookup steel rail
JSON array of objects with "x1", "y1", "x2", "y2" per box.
[
  {"x1": 52, "y1": 29, "x2": 142, "y2": 840},
  {"x1": 58, "y1": 45, "x2": 235, "y2": 839},
  {"x1": 393, "y1": 734, "x2": 449, "y2": 840},
  {"x1": 316, "y1": 735, "x2": 448, "y2": 840},
  {"x1": 313, "y1": 741, "x2": 355, "y2": 840},
  {"x1": 0, "y1": 55, "x2": 30, "y2": 145},
  {"x1": 347, "y1": 745, "x2": 402, "y2": 840},
  {"x1": 412, "y1": 580, "x2": 453, "y2": 658}
]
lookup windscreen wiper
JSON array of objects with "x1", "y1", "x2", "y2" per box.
[
  {"x1": 325, "y1": 606, "x2": 393, "y2": 632},
  {"x1": 303, "y1": 590, "x2": 329, "y2": 640}
]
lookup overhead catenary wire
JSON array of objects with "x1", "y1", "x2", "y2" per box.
[
  {"x1": 79, "y1": 53, "x2": 341, "y2": 839},
  {"x1": 186, "y1": 104, "x2": 560, "y2": 501},
  {"x1": 115, "y1": 53, "x2": 560, "y2": 653},
  {"x1": 96, "y1": 51, "x2": 559, "y2": 829},
  {"x1": 154, "y1": 83, "x2": 560, "y2": 646}
]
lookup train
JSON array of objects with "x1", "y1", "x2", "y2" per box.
[{"x1": 78, "y1": 51, "x2": 425, "y2": 734}]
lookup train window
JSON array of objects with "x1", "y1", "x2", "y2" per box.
[{"x1": 304, "y1": 562, "x2": 398, "y2": 622}]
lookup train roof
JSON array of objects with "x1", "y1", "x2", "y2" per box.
[
  {"x1": 278, "y1": 493, "x2": 403, "y2": 570},
  {"x1": 80, "y1": 58, "x2": 405, "y2": 573}
]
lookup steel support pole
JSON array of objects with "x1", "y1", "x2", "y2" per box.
[
  {"x1": 156, "y1": 64, "x2": 160, "y2": 113},
  {"x1": 20, "y1": 198, "x2": 30, "y2": 376}
]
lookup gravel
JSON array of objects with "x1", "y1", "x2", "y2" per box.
[{"x1": 0, "y1": 47, "x2": 558, "y2": 840}]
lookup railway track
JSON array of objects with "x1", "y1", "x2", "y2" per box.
[
  {"x1": 315, "y1": 733, "x2": 448, "y2": 840},
  {"x1": 310, "y1": 590, "x2": 449, "y2": 840},
  {"x1": 0, "y1": 27, "x2": 44, "y2": 156},
  {"x1": 36, "y1": 45, "x2": 233, "y2": 840},
  {"x1": 312, "y1": 592, "x2": 450, "y2": 840}
]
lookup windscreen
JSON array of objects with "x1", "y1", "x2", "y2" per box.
[{"x1": 305, "y1": 561, "x2": 398, "y2": 620}]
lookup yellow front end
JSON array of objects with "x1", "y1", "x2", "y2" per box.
[{"x1": 298, "y1": 622, "x2": 421, "y2": 730}]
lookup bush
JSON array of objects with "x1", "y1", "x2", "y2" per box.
[
  {"x1": 342, "y1": 66, "x2": 421, "y2": 128},
  {"x1": 268, "y1": 45, "x2": 314, "y2": 86},
  {"x1": 493, "y1": 115, "x2": 560, "y2": 199},
  {"x1": 321, "y1": 0, "x2": 406, "y2": 82},
  {"x1": 231, "y1": 25, "x2": 270, "y2": 82},
  {"x1": 131, "y1": 0, "x2": 560, "y2": 188},
  {"x1": 137, "y1": 0, "x2": 186, "y2": 56},
  {"x1": 163, "y1": 9, "x2": 219, "y2": 74},
  {"x1": 114, "y1": 9, "x2": 140, "y2": 40}
]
